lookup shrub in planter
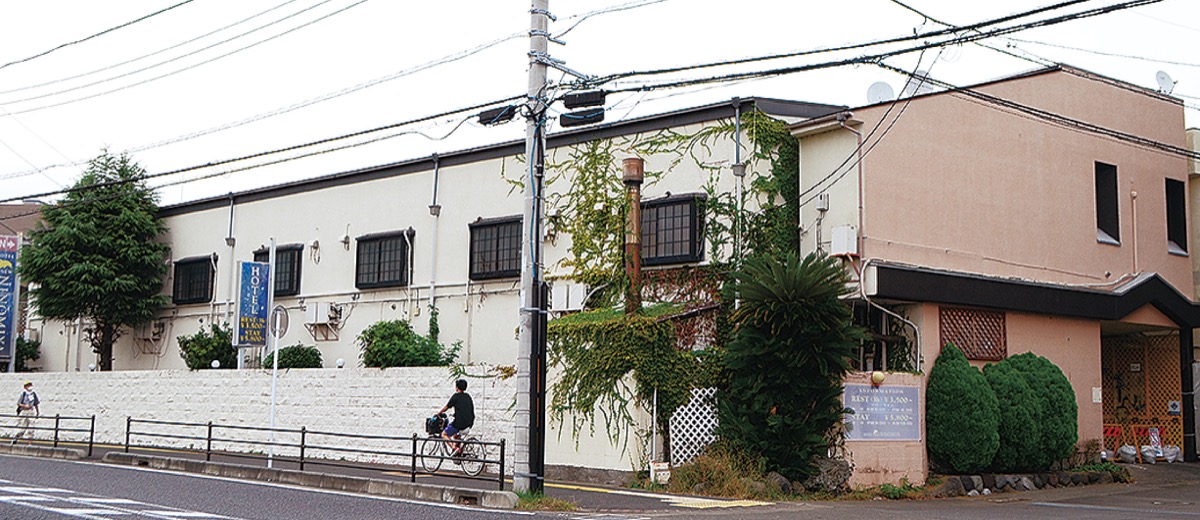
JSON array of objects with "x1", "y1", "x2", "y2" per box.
[
  {"x1": 177, "y1": 324, "x2": 236, "y2": 370},
  {"x1": 1003, "y1": 352, "x2": 1078, "y2": 468},
  {"x1": 261, "y1": 343, "x2": 323, "y2": 369},
  {"x1": 983, "y1": 361, "x2": 1041, "y2": 472},
  {"x1": 16, "y1": 337, "x2": 40, "y2": 372},
  {"x1": 926, "y1": 343, "x2": 999, "y2": 474}
]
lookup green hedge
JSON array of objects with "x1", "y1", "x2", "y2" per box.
[
  {"x1": 926, "y1": 343, "x2": 999, "y2": 474},
  {"x1": 1002, "y1": 352, "x2": 1078, "y2": 468},
  {"x1": 261, "y1": 343, "x2": 323, "y2": 369},
  {"x1": 983, "y1": 361, "x2": 1041, "y2": 471},
  {"x1": 177, "y1": 324, "x2": 236, "y2": 370}
]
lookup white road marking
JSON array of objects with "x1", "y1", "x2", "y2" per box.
[
  {"x1": 1034, "y1": 502, "x2": 1200, "y2": 516},
  {"x1": 43, "y1": 508, "x2": 130, "y2": 516},
  {"x1": 77, "y1": 498, "x2": 144, "y2": 505},
  {"x1": 141, "y1": 513, "x2": 226, "y2": 518},
  {"x1": 0, "y1": 495, "x2": 55, "y2": 501}
]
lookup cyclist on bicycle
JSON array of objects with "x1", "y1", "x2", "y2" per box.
[{"x1": 435, "y1": 379, "x2": 474, "y2": 456}]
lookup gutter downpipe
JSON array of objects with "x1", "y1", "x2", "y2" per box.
[
  {"x1": 225, "y1": 194, "x2": 236, "y2": 329},
  {"x1": 429, "y1": 155, "x2": 441, "y2": 313},
  {"x1": 838, "y1": 113, "x2": 865, "y2": 258},
  {"x1": 733, "y1": 98, "x2": 743, "y2": 265},
  {"x1": 859, "y1": 258, "x2": 922, "y2": 372}
]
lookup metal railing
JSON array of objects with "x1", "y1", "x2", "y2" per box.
[
  {"x1": 124, "y1": 417, "x2": 506, "y2": 490},
  {"x1": 0, "y1": 413, "x2": 96, "y2": 456}
]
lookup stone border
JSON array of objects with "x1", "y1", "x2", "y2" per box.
[
  {"x1": 0, "y1": 444, "x2": 86, "y2": 460},
  {"x1": 930, "y1": 470, "x2": 1119, "y2": 497},
  {"x1": 101, "y1": 452, "x2": 518, "y2": 509}
]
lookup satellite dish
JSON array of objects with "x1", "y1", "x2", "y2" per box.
[
  {"x1": 900, "y1": 70, "x2": 937, "y2": 97},
  {"x1": 867, "y1": 82, "x2": 895, "y2": 104},
  {"x1": 1155, "y1": 71, "x2": 1176, "y2": 94}
]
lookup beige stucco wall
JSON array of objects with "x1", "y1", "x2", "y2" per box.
[{"x1": 805, "y1": 69, "x2": 1192, "y2": 295}]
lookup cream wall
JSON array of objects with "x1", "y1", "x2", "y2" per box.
[
  {"x1": 29, "y1": 117, "x2": 752, "y2": 374},
  {"x1": 813, "y1": 70, "x2": 1191, "y2": 295}
]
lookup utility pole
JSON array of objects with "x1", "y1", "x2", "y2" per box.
[{"x1": 515, "y1": 0, "x2": 550, "y2": 494}]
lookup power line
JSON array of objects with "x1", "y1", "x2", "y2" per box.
[
  {"x1": 0, "y1": 0, "x2": 198, "y2": 72},
  {"x1": 0, "y1": 30, "x2": 523, "y2": 182},
  {"x1": 0, "y1": 0, "x2": 304, "y2": 96},
  {"x1": 0, "y1": 0, "x2": 372, "y2": 116},
  {"x1": 0, "y1": 94, "x2": 524, "y2": 205},
  {"x1": 0, "y1": 0, "x2": 665, "y2": 182},
  {"x1": 589, "y1": 0, "x2": 1101, "y2": 85},
  {"x1": 597, "y1": 0, "x2": 1161, "y2": 95},
  {"x1": 1004, "y1": 36, "x2": 1200, "y2": 68}
]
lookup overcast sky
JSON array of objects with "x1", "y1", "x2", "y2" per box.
[{"x1": 0, "y1": 0, "x2": 1196, "y2": 207}]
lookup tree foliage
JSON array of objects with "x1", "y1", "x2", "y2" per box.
[
  {"x1": 177, "y1": 324, "x2": 236, "y2": 370},
  {"x1": 20, "y1": 151, "x2": 169, "y2": 371},
  {"x1": 15, "y1": 337, "x2": 40, "y2": 372},
  {"x1": 1002, "y1": 352, "x2": 1078, "y2": 467},
  {"x1": 262, "y1": 343, "x2": 323, "y2": 369},
  {"x1": 716, "y1": 252, "x2": 864, "y2": 480},
  {"x1": 926, "y1": 343, "x2": 1000, "y2": 474},
  {"x1": 358, "y1": 318, "x2": 456, "y2": 368}
]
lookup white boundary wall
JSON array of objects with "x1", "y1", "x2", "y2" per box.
[{"x1": 0, "y1": 368, "x2": 648, "y2": 474}]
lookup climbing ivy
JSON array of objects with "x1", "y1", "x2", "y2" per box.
[{"x1": 526, "y1": 109, "x2": 803, "y2": 449}]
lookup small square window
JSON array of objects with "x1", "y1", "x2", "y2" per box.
[
  {"x1": 173, "y1": 256, "x2": 215, "y2": 305},
  {"x1": 642, "y1": 194, "x2": 705, "y2": 266},
  {"x1": 469, "y1": 217, "x2": 521, "y2": 280},
  {"x1": 356, "y1": 230, "x2": 412, "y2": 289},
  {"x1": 254, "y1": 245, "x2": 303, "y2": 296},
  {"x1": 1166, "y1": 178, "x2": 1187, "y2": 255}
]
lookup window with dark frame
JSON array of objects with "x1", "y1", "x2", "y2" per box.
[
  {"x1": 642, "y1": 194, "x2": 705, "y2": 266},
  {"x1": 356, "y1": 230, "x2": 412, "y2": 289},
  {"x1": 253, "y1": 244, "x2": 303, "y2": 296},
  {"x1": 173, "y1": 256, "x2": 215, "y2": 305},
  {"x1": 1095, "y1": 162, "x2": 1120, "y2": 244},
  {"x1": 469, "y1": 217, "x2": 521, "y2": 280},
  {"x1": 1166, "y1": 178, "x2": 1187, "y2": 255}
]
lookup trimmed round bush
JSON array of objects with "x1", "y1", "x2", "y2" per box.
[
  {"x1": 261, "y1": 343, "x2": 323, "y2": 369},
  {"x1": 177, "y1": 324, "x2": 236, "y2": 370},
  {"x1": 926, "y1": 343, "x2": 1000, "y2": 474},
  {"x1": 1003, "y1": 352, "x2": 1078, "y2": 467},
  {"x1": 983, "y1": 361, "x2": 1041, "y2": 472}
]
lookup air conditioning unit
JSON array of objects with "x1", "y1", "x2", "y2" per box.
[{"x1": 305, "y1": 302, "x2": 333, "y2": 325}]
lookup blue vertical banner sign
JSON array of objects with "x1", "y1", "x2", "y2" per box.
[
  {"x1": 0, "y1": 235, "x2": 18, "y2": 364},
  {"x1": 236, "y1": 261, "x2": 271, "y2": 347}
]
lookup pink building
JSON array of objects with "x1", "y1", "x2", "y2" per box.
[{"x1": 792, "y1": 65, "x2": 1197, "y2": 485}]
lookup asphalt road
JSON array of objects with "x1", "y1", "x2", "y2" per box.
[
  {"x1": 0, "y1": 454, "x2": 528, "y2": 520},
  {"x1": 1, "y1": 451, "x2": 1197, "y2": 520}
]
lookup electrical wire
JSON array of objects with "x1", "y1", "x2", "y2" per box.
[
  {"x1": 595, "y1": 0, "x2": 1161, "y2": 95},
  {"x1": 588, "y1": 0, "x2": 1103, "y2": 85},
  {"x1": 0, "y1": 0, "x2": 373, "y2": 116},
  {"x1": 0, "y1": 0, "x2": 304, "y2": 96},
  {"x1": 0, "y1": 94, "x2": 524, "y2": 205},
  {"x1": 0, "y1": 0, "x2": 197, "y2": 72},
  {"x1": 1003, "y1": 37, "x2": 1200, "y2": 68}
]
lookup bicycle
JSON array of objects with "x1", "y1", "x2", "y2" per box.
[{"x1": 420, "y1": 414, "x2": 487, "y2": 476}]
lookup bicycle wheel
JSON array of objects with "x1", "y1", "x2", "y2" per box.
[
  {"x1": 420, "y1": 436, "x2": 444, "y2": 473},
  {"x1": 459, "y1": 436, "x2": 486, "y2": 476}
]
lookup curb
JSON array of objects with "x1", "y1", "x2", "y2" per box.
[
  {"x1": 0, "y1": 443, "x2": 86, "y2": 460},
  {"x1": 101, "y1": 452, "x2": 518, "y2": 509}
]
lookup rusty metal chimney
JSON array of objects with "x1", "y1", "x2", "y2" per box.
[{"x1": 623, "y1": 157, "x2": 644, "y2": 315}]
